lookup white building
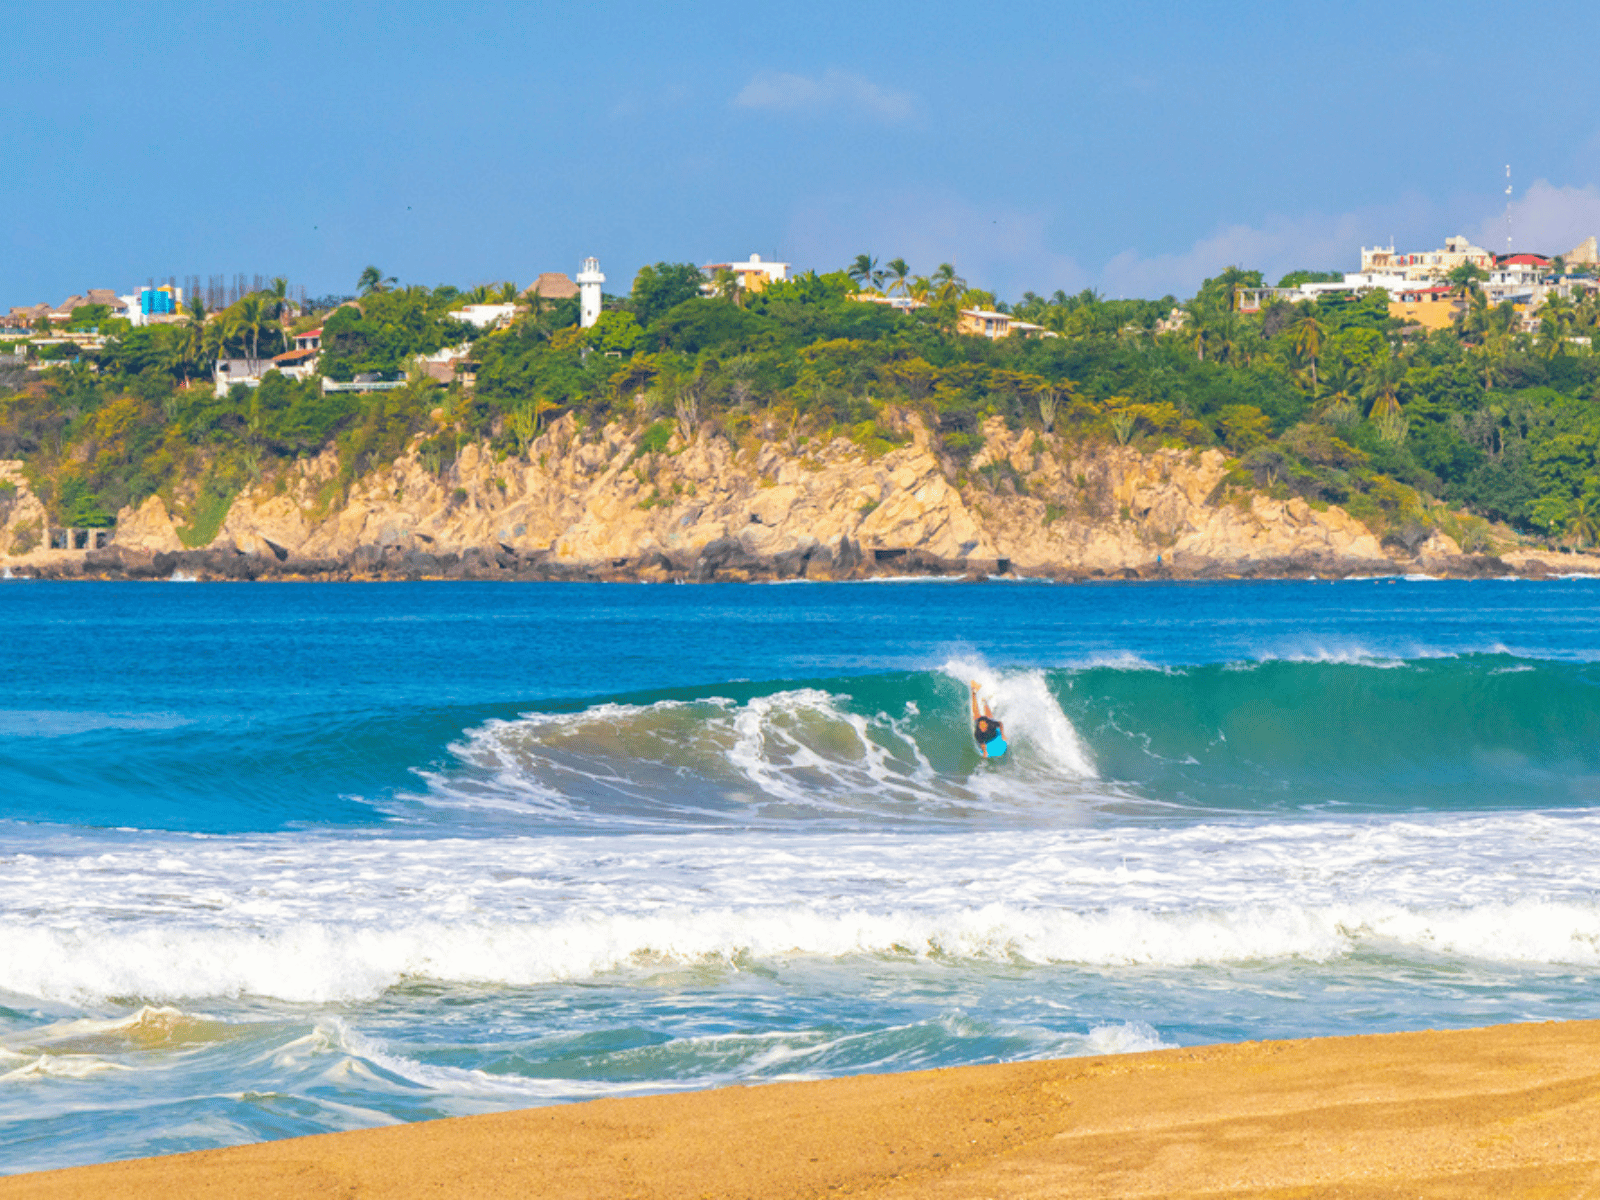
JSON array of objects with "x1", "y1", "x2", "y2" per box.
[
  {"x1": 448, "y1": 303, "x2": 517, "y2": 329},
  {"x1": 1360, "y1": 236, "x2": 1494, "y2": 281},
  {"x1": 577, "y1": 257, "x2": 605, "y2": 328},
  {"x1": 701, "y1": 253, "x2": 790, "y2": 294}
]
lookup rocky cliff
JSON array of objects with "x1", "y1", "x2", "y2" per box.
[{"x1": 3, "y1": 415, "x2": 1594, "y2": 581}]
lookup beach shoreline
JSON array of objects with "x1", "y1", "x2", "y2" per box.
[{"x1": 5, "y1": 1019, "x2": 1598, "y2": 1198}]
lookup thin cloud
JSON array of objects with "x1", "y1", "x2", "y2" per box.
[
  {"x1": 733, "y1": 69, "x2": 915, "y2": 122},
  {"x1": 1475, "y1": 180, "x2": 1600, "y2": 256}
]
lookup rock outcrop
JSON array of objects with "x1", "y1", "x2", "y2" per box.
[
  {"x1": 4, "y1": 415, "x2": 1595, "y2": 581},
  {"x1": 0, "y1": 461, "x2": 48, "y2": 557}
]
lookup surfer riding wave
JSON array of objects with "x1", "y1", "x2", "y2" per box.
[{"x1": 970, "y1": 681, "x2": 1007, "y2": 759}]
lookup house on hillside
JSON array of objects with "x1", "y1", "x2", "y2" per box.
[
  {"x1": 851, "y1": 294, "x2": 928, "y2": 313},
  {"x1": 49, "y1": 296, "x2": 87, "y2": 324},
  {"x1": 957, "y1": 308, "x2": 1052, "y2": 340},
  {"x1": 1361, "y1": 236, "x2": 1494, "y2": 281},
  {"x1": 214, "y1": 359, "x2": 272, "y2": 391},
  {"x1": 2, "y1": 304, "x2": 51, "y2": 329},
  {"x1": 701, "y1": 254, "x2": 789, "y2": 293},
  {"x1": 269, "y1": 348, "x2": 320, "y2": 381},
  {"x1": 1388, "y1": 285, "x2": 1460, "y2": 330},
  {"x1": 416, "y1": 343, "x2": 477, "y2": 387}
]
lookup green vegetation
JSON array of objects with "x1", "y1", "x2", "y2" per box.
[{"x1": 3, "y1": 258, "x2": 1600, "y2": 550}]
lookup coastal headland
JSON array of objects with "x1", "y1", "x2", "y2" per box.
[
  {"x1": 4, "y1": 413, "x2": 1595, "y2": 583},
  {"x1": 4, "y1": 1019, "x2": 1598, "y2": 1198}
]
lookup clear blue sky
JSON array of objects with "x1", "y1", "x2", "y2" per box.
[{"x1": 5, "y1": 1, "x2": 1598, "y2": 309}]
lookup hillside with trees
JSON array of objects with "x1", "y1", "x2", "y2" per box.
[{"x1": 2, "y1": 256, "x2": 1599, "y2": 558}]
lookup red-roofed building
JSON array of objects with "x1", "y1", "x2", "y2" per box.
[{"x1": 270, "y1": 347, "x2": 321, "y2": 381}]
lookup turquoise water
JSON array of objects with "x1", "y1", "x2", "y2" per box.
[{"x1": 2, "y1": 578, "x2": 1600, "y2": 1172}]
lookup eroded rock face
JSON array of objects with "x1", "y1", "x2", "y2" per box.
[
  {"x1": 4, "y1": 419, "x2": 1586, "y2": 581},
  {"x1": 113, "y1": 495, "x2": 185, "y2": 554},
  {"x1": 965, "y1": 421, "x2": 1387, "y2": 573},
  {"x1": 0, "y1": 460, "x2": 48, "y2": 556}
]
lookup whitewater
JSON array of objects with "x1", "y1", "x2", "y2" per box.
[{"x1": 2, "y1": 578, "x2": 1599, "y2": 1173}]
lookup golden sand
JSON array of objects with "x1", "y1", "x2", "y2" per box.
[{"x1": 5, "y1": 1020, "x2": 1600, "y2": 1198}]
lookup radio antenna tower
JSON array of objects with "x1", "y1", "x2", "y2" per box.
[{"x1": 1505, "y1": 164, "x2": 1513, "y2": 252}]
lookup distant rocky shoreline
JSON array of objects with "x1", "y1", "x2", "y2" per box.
[
  {"x1": 5, "y1": 412, "x2": 1598, "y2": 584},
  {"x1": 3, "y1": 538, "x2": 1568, "y2": 584}
]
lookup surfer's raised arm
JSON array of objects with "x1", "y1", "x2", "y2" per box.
[{"x1": 970, "y1": 681, "x2": 1007, "y2": 759}]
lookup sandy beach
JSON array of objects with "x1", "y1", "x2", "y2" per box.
[{"x1": 4, "y1": 1019, "x2": 1598, "y2": 1198}]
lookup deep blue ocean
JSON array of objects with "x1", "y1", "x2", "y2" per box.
[{"x1": 3, "y1": 577, "x2": 1600, "y2": 1174}]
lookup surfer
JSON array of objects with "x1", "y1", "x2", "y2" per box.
[{"x1": 970, "y1": 681, "x2": 1007, "y2": 758}]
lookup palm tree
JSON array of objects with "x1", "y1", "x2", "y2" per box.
[
  {"x1": 230, "y1": 295, "x2": 268, "y2": 364},
  {"x1": 1538, "y1": 295, "x2": 1573, "y2": 357},
  {"x1": 497, "y1": 282, "x2": 518, "y2": 304},
  {"x1": 1363, "y1": 357, "x2": 1407, "y2": 443},
  {"x1": 1292, "y1": 311, "x2": 1325, "y2": 394},
  {"x1": 847, "y1": 254, "x2": 885, "y2": 291},
  {"x1": 711, "y1": 267, "x2": 743, "y2": 306},
  {"x1": 931, "y1": 262, "x2": 965, "y2": 292},
  {"x1": 884, "y1": 258, "x2": 911, "y2": 297},
  {"x1": 180, "y1": 297, "x2": 207, "y2": 388},
  {"x1": 520, "y1": 288, "x2": 551, "y2": 339},
  {"x1": 202, "y1": 317, "x2": 227, "y2": 370},
  {"x1": 265, "y1": 277, "x2": 291, "y2": 352},
  {"x1": 152, "y1": 324, "x2": 187, "y2": 388},
  {"x1": 1567, "y1": 494, "x2": 1600, "y2": 548},
  {"x1": 1212, "y1": 265, "x2": 1254, "y2": 312},
  {"x1": 1211, "y1": 311, "x2": 1242, "y2": 364},
  {"x1": 358, "y1": 266, "x2": 396, "y2": 296},
  {"x1": 1458, "y1": 286, "x2": 1491, "y2": 342},
  {"x1": 1446, "y1": 262, "x2": 1487, "y2": 321}
]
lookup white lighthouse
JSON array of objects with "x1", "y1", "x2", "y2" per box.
[{"x1": 577, "y1": 256, "x2": 604, "y2": 328}]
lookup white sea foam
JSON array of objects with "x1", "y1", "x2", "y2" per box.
[
  {"x1": 6, "y1": 894, "x2": 1600, "y2": 1005},
  {"x1": 1058, "y1": 651, "x2": 1171, "y2": 672},
  {"x1": 854, "y1": 574, "x2": 968, "y2": 583},
  {"x1": 3, "y1": 810, "x2": 1599, "y2": 1004},
  {"x1": 1083, "y1": 1021, "x2": 1170, "y2": 1055},
  {"x1": 0, "y1": 1051, "x2": 132, "y2": 1081},
  {"x1": 942, "y1": 657, "x2": 1097, "y2": 779}
]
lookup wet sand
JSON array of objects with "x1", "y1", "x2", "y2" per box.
[{"x1": 5, "y1": 1020, "x2": 1600, "y2": 1198}]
